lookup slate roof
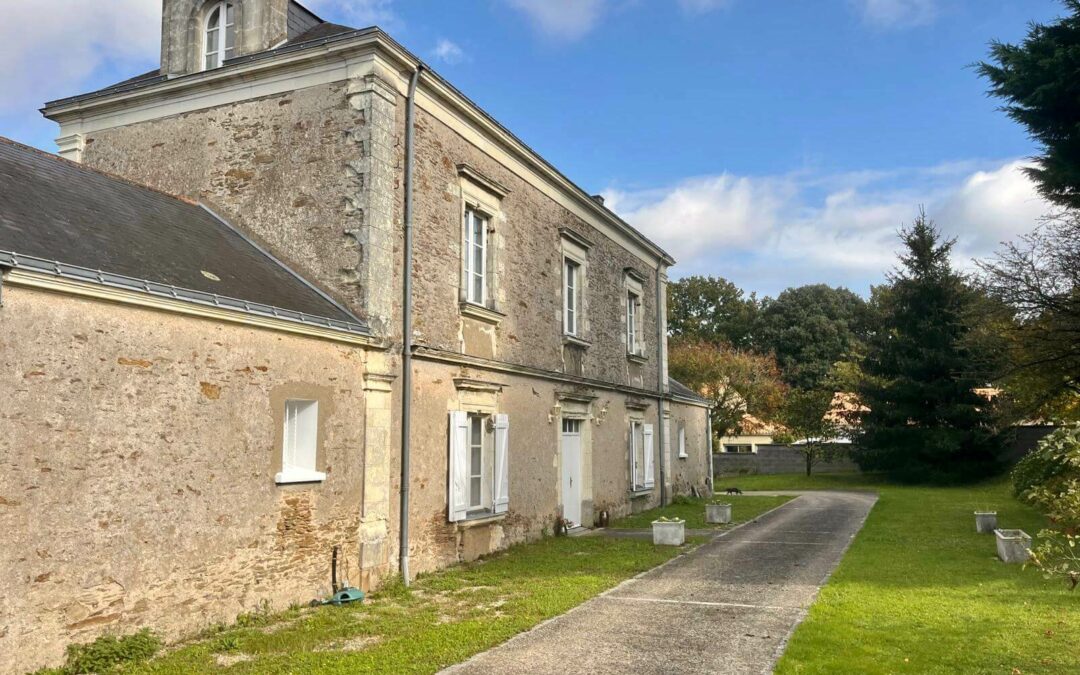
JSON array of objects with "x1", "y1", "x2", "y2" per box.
[
  {"x1": 669, "y1": 378, "x2": 711, "y2": 406},
  {"x1": 0, "y1": 137, "x2": 367, "y2": 334}
]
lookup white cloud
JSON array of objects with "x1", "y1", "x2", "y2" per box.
[
  {"x1": 505, "y1": 0, "x2": 607, "y2": 41},
  {"x1": 0, "y1": 0, "x2": 159, "y2": 114},
  {"x1": 605, "y1": 159, "x2": 1049, "y2": 296},
  {"x1": 432, "y1": 38, "x2": 467, "y2": 65},
  {"x1": 849, "y1": 0, "x2": 939, "y2": 29}
]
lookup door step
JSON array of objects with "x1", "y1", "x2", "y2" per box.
[{"x1": 567, "y1": 526, "x2": 591, "y2": 537}]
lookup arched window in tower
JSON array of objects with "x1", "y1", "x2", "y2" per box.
[{"x1": 203, "y1": 2, "x2": 236, "y2": 70}]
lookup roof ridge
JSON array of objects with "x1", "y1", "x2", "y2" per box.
[{"x1": 0, "y1": 136, "x2": 198, "y2": 206}]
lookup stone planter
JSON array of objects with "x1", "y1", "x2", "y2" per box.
[
  {"x1": 994, "y1": 529, "x2": 1032, "y2": 564},
  {"x1": 652, "y1": 520, "x2": 686, "y2": 546},
  {"x1": 706, "y1": 503, "x2": 732, "y2": 525},
  {"x1": 974, "y1": 511, "x2": 997, "y2": 534}
]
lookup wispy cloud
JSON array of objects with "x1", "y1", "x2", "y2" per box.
[
  {"x1": 605, "y1": 159, "x2": 1048, "y2": 296},
  {"x1": 432, "y1": 38, "x2": 467, "y2": 65},
  {"x1": 305, "y1": 0, "x2": 399, "y2": 29},
  {"x1": 505, "y1": 0, "x2": 607, "y2": 41},
  {"x1": 0, "y1": 0, "x2": 159, "y2": 115},
  {"x1": 849, "y1": 0, "x2": 939, "y2": 29}
]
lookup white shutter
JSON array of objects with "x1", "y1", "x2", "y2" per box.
[
  {"x1": 629, "y1": 423, "x2": 638, "y2": 489},
  {"x1": 448, "y1": 411, "x2": 470, "y2": 522},
  {"x1": 493, "y1": 414, "x2": 510, "y2": 514},
  {"x1": 643, "y1": 423, "x2": 655, "y2": 489}
]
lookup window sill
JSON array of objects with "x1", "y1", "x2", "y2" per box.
[
  {"x1": 275, "y1": 469, "x2": 326, "y2": 485},
  {"x1": 678, "y1": 453, "x2": 689, "y2": 460},
  {"x1": 460, "y1": 301, "x2": 505, "y2": 325},
  {"x1": 456, "y1": 511, "x2": 507, "y2": 529},
  {"x1": 627, "y1": 352, "x2": 648, "y2": 364},
  {"x1": 628, "y1": 488, "x2": 653, "y2": 499},
  {"x1": 563, "y1": 334, "x2": 591, "y2": 349}
]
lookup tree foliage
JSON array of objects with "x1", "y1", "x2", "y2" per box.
[
  {"x1": 1012, "y1": 424, "x2": 1080, "y2": 589},
  {"x1": 778, "y1": 389, "x2": 843, "y2": 476},
  {"x1": 755, "y1": 284, "x2": 871, "y2": 390},
  {"x1": 855, "y1": 213, "x2": 1006, "y2": 483},
  {"x1": 668, "y1": 338, "x2": 787, "y2": 440},
  {"x1": 978, "y1": 1, "x2": 1080, "y2": 209},
  {"x1": 978, "y1": 213, "x2": 1080, "y2": 422},
  {"x1": 667, "y1": 275, "x2": 760, "y2": 349}
]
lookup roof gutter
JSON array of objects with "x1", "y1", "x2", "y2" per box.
[{"x1": 399, "y1": 64, "x2": 422, "y2": 587}]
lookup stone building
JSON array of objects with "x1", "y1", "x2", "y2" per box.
[{"x1": 1, "y1": 0, "x2": 711, "y2": 669}]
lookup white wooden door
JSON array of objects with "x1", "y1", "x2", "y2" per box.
[{"x1": 561, "y1": 419, "x2": 582, "y2": 527}]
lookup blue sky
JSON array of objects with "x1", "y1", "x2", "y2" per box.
[{"x1": 0, "y1": 0, "x2": 1064, "y2": 296}]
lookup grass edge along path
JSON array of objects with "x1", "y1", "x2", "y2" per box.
[
  {"x1": 52, "y1": 495, "x2": 787, "y2": 674},
  {"x1": 731, "y1": 473, "x2": 1078, "y2": 675}
]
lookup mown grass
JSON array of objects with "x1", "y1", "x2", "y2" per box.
[
  {"x1": 733, "y1": 473, "x2": 1080, "y2": 675},
  {"x1": 608, "y1": 494, "x2": 792, "y2": 529}
]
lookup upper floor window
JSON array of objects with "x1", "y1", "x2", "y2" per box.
[
  {"x1": 463, "y1": 206, "x2": 489, "y2": 306},
  {"x1": 204, "y1": 2, "x2": 236, "y2": 71},
  {"x1": 627, "y1": 291, "x2": 641, "y2": 355},
  {"x1": 563, "y1": 258, "x2": 581, "y2": 336}
]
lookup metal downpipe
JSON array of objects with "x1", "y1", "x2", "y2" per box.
[
  {"x1": 399, "y1": 65, "x2": 421, "y2": 586},
  {"x1": 655, "y1": 262, "x2": 667, "y2": 507}
]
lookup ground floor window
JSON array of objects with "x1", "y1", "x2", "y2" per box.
[
  {"x1": 629, "y1": 420, "x2": 655, "y2": 491},
  {"x1": 449, "y1": 411, "x2": 509, "y2": 521}
]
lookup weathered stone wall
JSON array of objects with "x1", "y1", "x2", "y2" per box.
[
  {"x1": 80, "y1": 79, "x2": 402, "y2": 332},
  {"x1": 395, "y1": 359, "x2": 712, "y2": 574},
  {"x1": 409, "y1": 106, "x2": 662, "y2": 389},
  {"x1": 668, "y1": 402, "x2": 713, "y2": 496},
  {"x1": 0, "y1": 286, "x2": 369, "y2": 673},
  {"x1": 713, "y1": 445, "x2": 859, "y2": 476}
]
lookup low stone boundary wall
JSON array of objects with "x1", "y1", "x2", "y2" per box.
[{"x1": 714, "y1": 444, "x2": 858, "y2": 476}]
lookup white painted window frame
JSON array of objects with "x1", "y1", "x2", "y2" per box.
[
  {"x1": 678, "y1": 424, "x2": 688, "y2": 459},
  {"x1": 449, "y1": 410, "x2": 509, "y2": 521},
  {"x1": 203, "y1": 1, "x2": 237, "y2": 71},
  {"x1": 276, "y1": 399, "x2": 325, "y2": 484},
  {"x1": 462, "y1": 206, "x2": 490, "y2": 307},
  {"x1": 563, "y1": 257, "x2": 580, "y2": 336},
  {"x1": 625, "y1": 274, "x2": 645, "y2": 357}
]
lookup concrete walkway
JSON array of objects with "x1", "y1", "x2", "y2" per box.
[{"x1": 443, "y1": 491, "x2": 876, "y2": 675}]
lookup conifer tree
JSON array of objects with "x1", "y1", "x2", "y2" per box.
[{"x1": 855, "y1": 213, "x2": 1005, "y2": 482}]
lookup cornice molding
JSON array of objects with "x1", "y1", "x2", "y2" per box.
[{"x1": 43, "y1": 30, "x2": 675, "y2": 269}]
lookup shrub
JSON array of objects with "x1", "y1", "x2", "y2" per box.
[
  {"x1": 44, "y1": 629, "x2": 161, "y2": 674},
  {"x1": 1012, "y1": 424, "x2": 1080, "y2": 530}
]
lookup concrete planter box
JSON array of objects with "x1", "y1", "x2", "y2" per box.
[
  {"x1": 974, "y1": 511, "x2": 998, "y2": 534},
  {"x1": 994, "y1": 529, "x2": 1032, "y2": 564},
  {"x1": 652, "y1": 520, "x2": 686, "y2": 546},
  {"x1": 706, "y1": 503, "x2": 732, "y2": 525}
]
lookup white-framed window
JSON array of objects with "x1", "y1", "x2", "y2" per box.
[
  {"x1": 724, "y1": 444, "x2": 754, "y2": 454},
  {"x1": 678, "y1": 424, "x2": 688, "y2": 459},
  {"x1": 449, "y1": 411, "x2": 509, "y2": 521},
  {"x1": 629, "y1": 420, "x2": 655, "y2": 491},
  {"x1": 563, "y1": 258, "x2": 580, "y2": 336},
  {"x1": 204, "y1": 2, "x2": 237, "y2": 71},
  {"x1": 626, "y1": 291, "x2": 641, "y2": 355},
  {"x1": 276, "y1": 399, "x2": 325, "y2": 484},
  {"x1": 463, "y1": 206, "x2": 488, "y2": 306}
]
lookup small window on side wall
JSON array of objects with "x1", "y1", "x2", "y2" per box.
[
  {"x1": 678, "y1": 424, "x2": 688, "y2": 459},
  {"x1": 276, "y1": 399, "x2": 325, "y2": 484}
]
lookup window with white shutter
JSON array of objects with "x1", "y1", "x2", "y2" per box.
[
  {"x1": 643, "y1": 423, "x2": 655, "y2": 489},
  {"x1": 276, "y1": 399, "x2": 324, "y2": 484},
  {"x1": 449, "y1": 411, "x2": 508, "y2": 521},
  {"x1": 678, "y1": 424, "x2": 688, "y2": 459}
]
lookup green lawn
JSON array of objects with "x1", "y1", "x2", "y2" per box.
[
  {"x1": 733, "y1": 473, "x2": 1080, "y2": 675},
  {"x1": 609, "y1": 494, "x2": 792, "y2": 529}
]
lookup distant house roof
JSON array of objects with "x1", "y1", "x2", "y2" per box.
[
  {"x1": 669, "y1": 378, "x2": 711, "y2": 406},
  {"x1": 0, "y1": 137, "x2": 367, "y2": 335}
]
